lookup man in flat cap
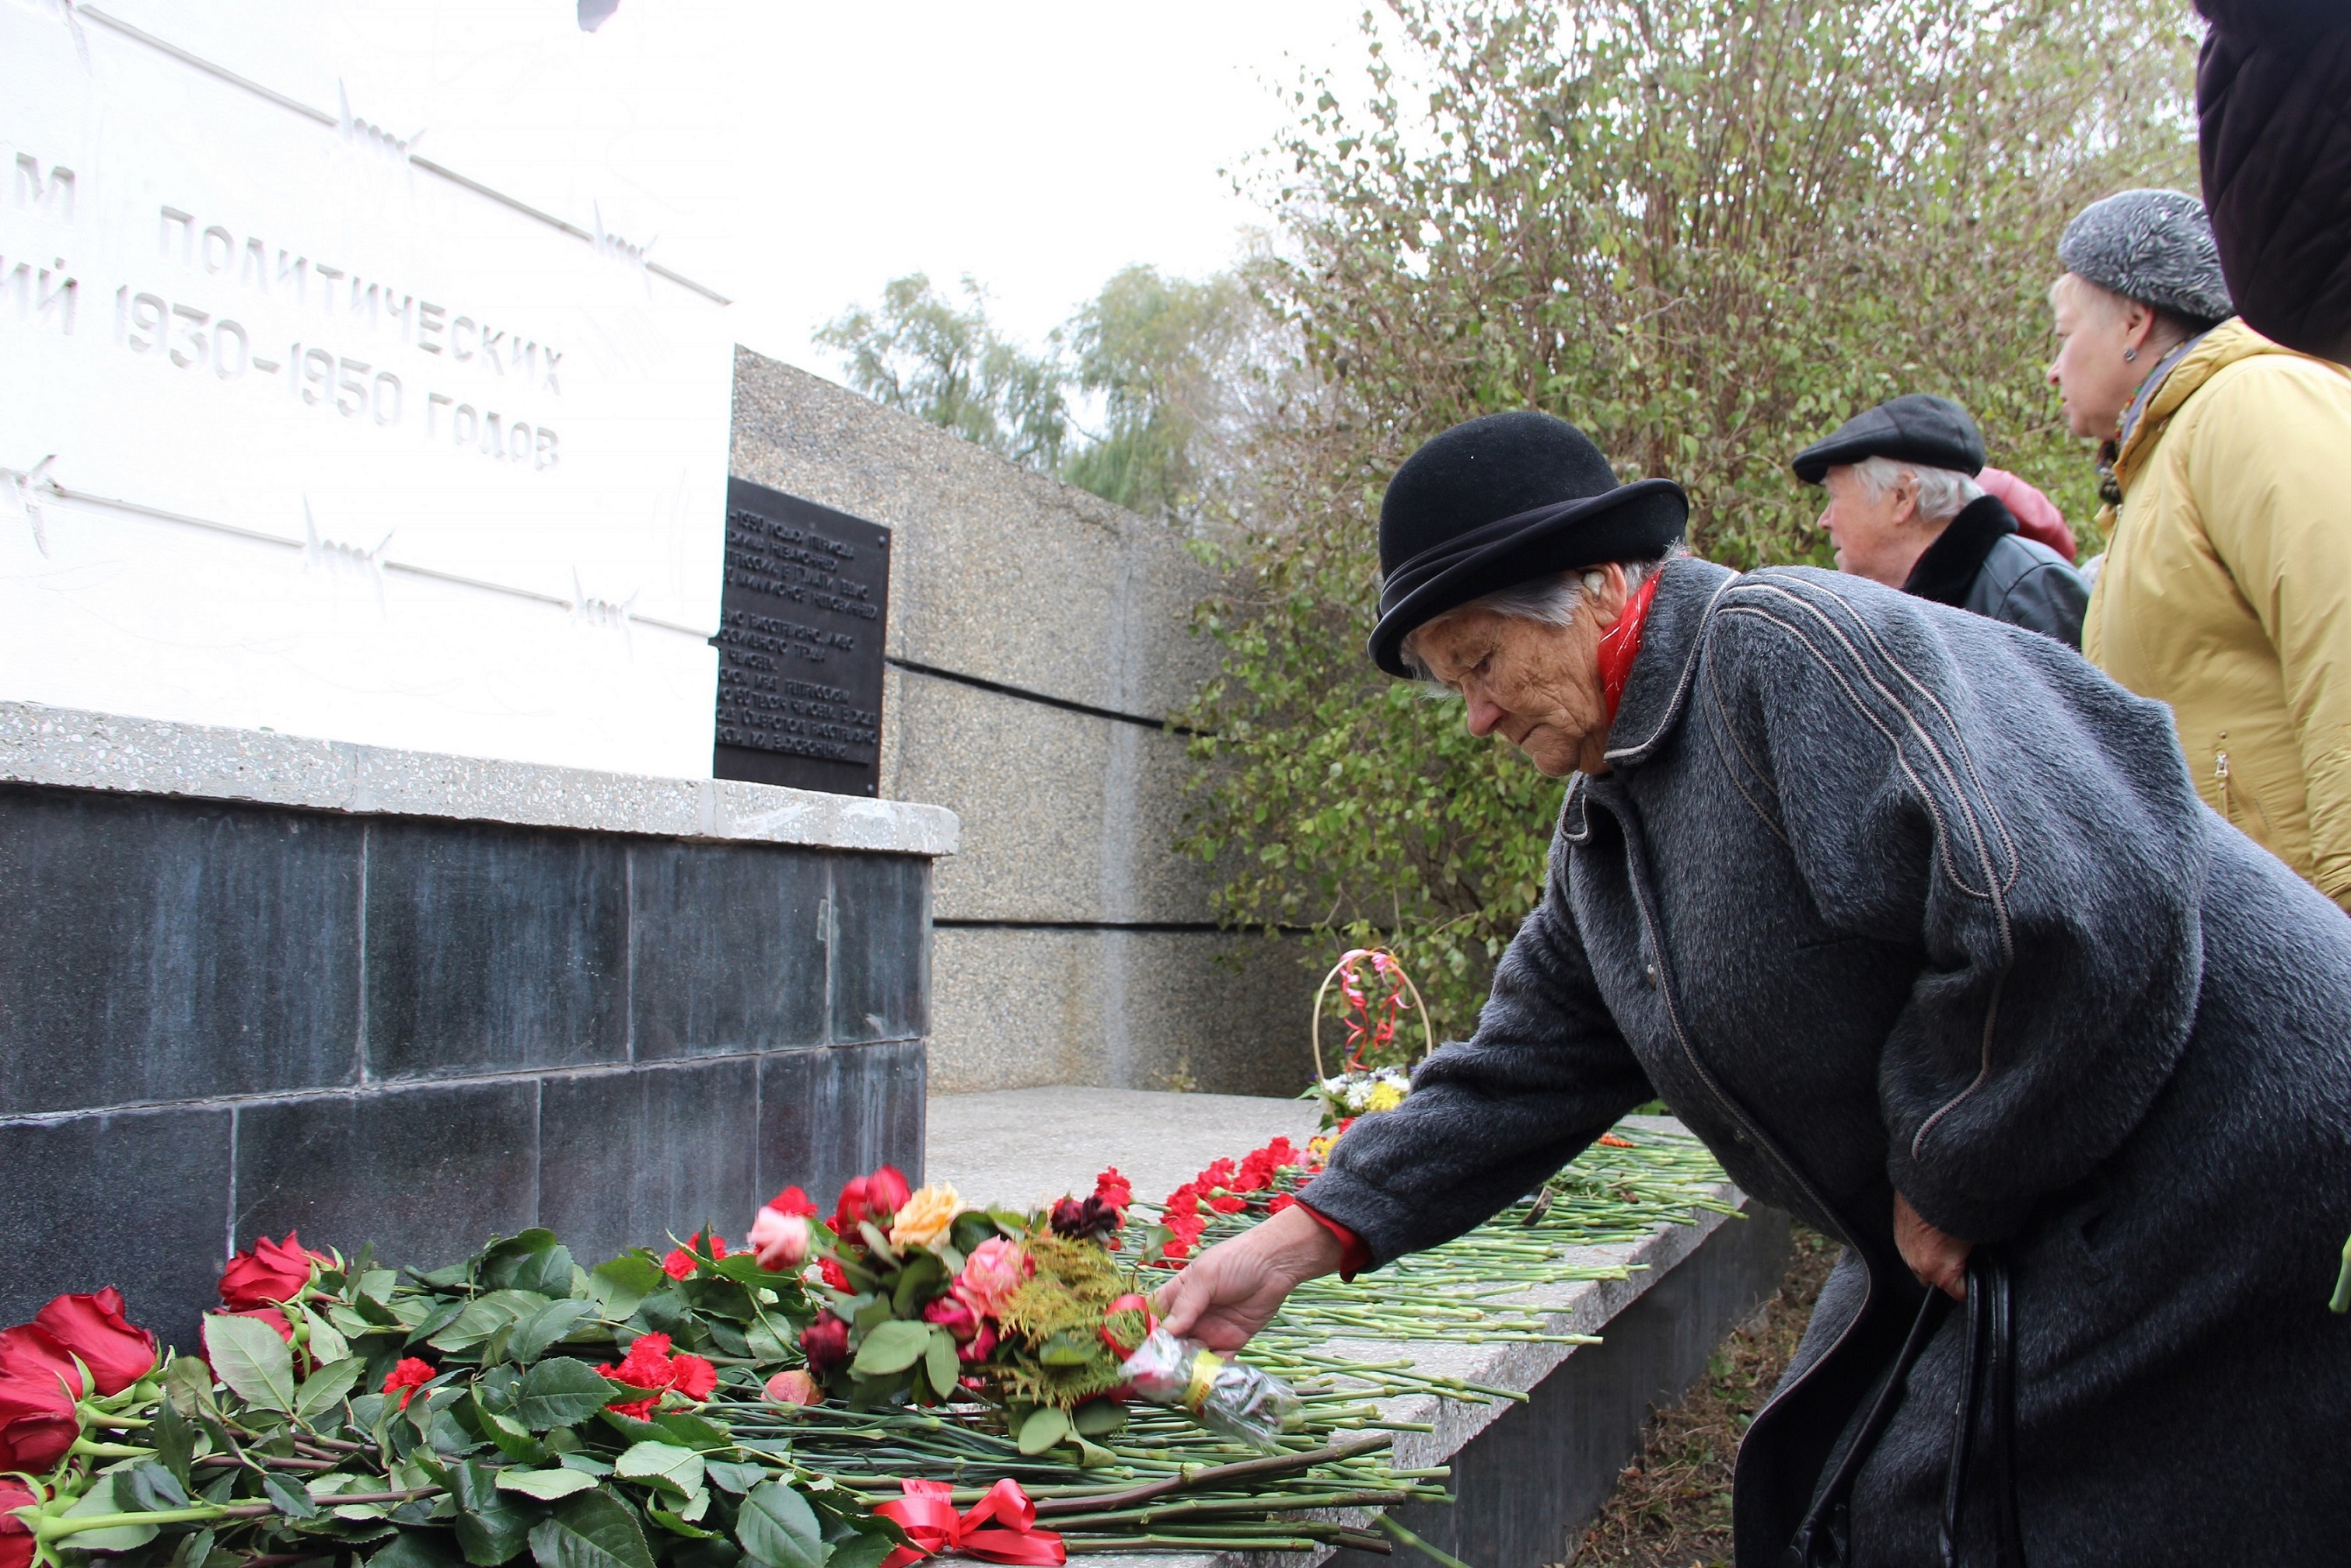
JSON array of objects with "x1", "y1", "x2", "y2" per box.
[
  {"x1": 2049, "y1": 187, "x2": 2351, "y2": 910},
  {"x1": 1793, "y1": 393, "x2": 2088, "y2": 647},
  {"x1": 1155, "y1": 407, "x2": 2351, "y2": 1566}
]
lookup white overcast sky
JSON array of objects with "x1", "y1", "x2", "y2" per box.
[{"x1": 104, "y1": 0, "x2": 1368, "y2": 375}]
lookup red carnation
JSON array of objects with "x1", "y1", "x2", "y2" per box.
[
  {"x1": 801, "y1": 1313, "x2": 849, "y2": 1374},
  {"x1": 381, "y1": 1358, "x2": 435, "y2": 1410},
  {"x1": 819, "y1": 1255, "x2": 851, "y2": 1293},
  {"x1": 32, "y1": 1290, "x2": 155, "y2": 1396},
  {"x1": 0, "y1": 1325, "x2": 83, "y2": 1475},
  {"x1": 218, "y1": 1231, "x2": 329, "y2": 1311},
  {"x1": 1267, "y1": 1193, "x2": 1298, "y2": 1214},
  {"x1": 668, "y1": 1352, "x2": 718, "y2": 1402},
  {"x1": 1, "y1": 1477, "x2": 37, "y2": 1568},
  {"x1": 1093, "y1": 1168, "x2": 1133, "y2": 1211},
  {"x1": 767, "y1": 1186, "x2": 819, "y2": 1218},
  {"x1": 661, "y1": 1231, "x2": 727, "y2": 1281},
  {"x1": 596, "y1": 1332, "x2": 715, "y2": 1418}
]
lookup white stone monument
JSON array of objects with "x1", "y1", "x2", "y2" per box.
[{"x1": 0, "y1": 2, "x2": 735, "y2": 776}]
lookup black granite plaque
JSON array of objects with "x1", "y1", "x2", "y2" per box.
[{"x1": 711, "y1": 478, "x2": 890, "y2": 796}]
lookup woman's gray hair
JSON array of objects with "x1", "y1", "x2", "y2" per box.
[
  {"x1": 1847, "y1": 456, "x2": 1982, "y2": 527},
  {"x1": 1400, "y1": 547, "x2": 1682, "y2": 683}
]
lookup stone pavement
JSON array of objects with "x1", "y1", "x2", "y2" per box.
[{"x1": 925, "y1": 1084, "x2": 1322, "y2": 1208}]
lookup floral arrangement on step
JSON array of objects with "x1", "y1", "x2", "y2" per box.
[{"x1": 784, "y1": 1168, "x2": 1159, "y2": 1458}]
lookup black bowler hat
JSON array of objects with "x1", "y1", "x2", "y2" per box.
[
  {"x1": 1368, "y1": 411, "x2": 1688, "y2": 678},
  {"x1": 1790, "y1": 394, "x2": 1987, "y2": 485}
]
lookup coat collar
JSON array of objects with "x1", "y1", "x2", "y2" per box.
[
  {"x1": 1560, "y1": 555, "x2": 1738, "y2": 843},
  {"x1": 1902, "y1": 494, "x2": 2017, "y2": 607}
]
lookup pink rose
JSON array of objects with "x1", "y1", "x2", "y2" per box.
[
  {"x1": 952, "y1": 1238, "x2": 1032, "y2": 1320},
  {"x1": 749, "y1": 1208, "x2": 812, "y2": 1269},
  {"x1": 763, "y1": 1369, "x2": 822, "y2": 1406},
  {"x1": 922, "y1": 1295, "x2": 980, "y2": 1342},
  {"x1": 957, "y1": 1325, "x2": 998, "y2": 1364}
]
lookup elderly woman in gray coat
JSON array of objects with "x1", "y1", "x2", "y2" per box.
[{"x1": 1155, "y1": 410, "x2": 2351, "y2": 1566}]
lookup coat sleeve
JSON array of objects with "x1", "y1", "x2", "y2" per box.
[
  {"x1": 2182, "y1": 358, "x2": 2351, "y2": 909},
  {"x1": 1717, "y1": 578, "x2": 2209, "y2": 1243},
  {"x1": 1298, "y1": 842, "x2": 1657, "y2": 1266},
  {"x1": 1989, "y1": 560, "x2": 2087, "y2": 650}
]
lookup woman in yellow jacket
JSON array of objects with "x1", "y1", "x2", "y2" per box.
[{"x1": 2050, "y1": 189, "x2": 2351, "y2": 912}]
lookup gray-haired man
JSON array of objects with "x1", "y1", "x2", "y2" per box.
[{"x1": 1794, "y1": 393, "x2": 2089, "y2": 648}]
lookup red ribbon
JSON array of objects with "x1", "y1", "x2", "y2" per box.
[{"x1": 875, "y1": 1478, "x2": 1066, "y2": 1568}]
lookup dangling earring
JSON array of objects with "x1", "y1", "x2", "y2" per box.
[{"x1": 2125, "y1": 347, "x2": 2138, "y2": 362}]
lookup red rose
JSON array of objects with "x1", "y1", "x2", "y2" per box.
[
  {"x1": 380, "y1": 1358, "x2": 435, "y2": 1411},
  {"x1": 30, "y1": 1290, "x2": 155, "y2": 1397},
  {"x1": 957, "y1": 1324, "x2": 997, "y2": 1364},
  {"x1": 662, "y1": 1232, "x2": 728, "y2": 1280},
  {"x1": 767, "y1": 1186, "x2": 819, "y2": 1219},
  {"x1": 219, "y1": 1231, "x2": 328, "y2": 1311},
  {"x1": 801, "y1": 1313, "x2": 849, "y2": 1374},
  {"x1": 831, "y1": 1176, "x2": 870, "y2": 1234},
  {"x1": 1, "y1": 1476, "x2": 38, "y2": 1568},
  {"x1": 922, "y1": 1296, "x2": 980, "y2": 1343},
  {"x1": 0, "y1": 1325, "x2": 84, "y2": 1475},
  {"x1": 864, "y1": 1165, "x2": 912, "y2": 1217}
]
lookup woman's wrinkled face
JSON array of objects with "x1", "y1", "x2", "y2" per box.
[
  {"x1": 1406, "y1": 570, "x2": 1627, "y2": 777},
  {"x1": 2047, "y1": 274, "x2": 2149, "y2": 442}
]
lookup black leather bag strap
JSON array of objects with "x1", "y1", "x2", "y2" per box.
[
  {"x1": 1941, "y1": 1253, "x2": 2028, "y2": 1568},
  {"x1": 1783, "y1": 1287, "x2": 1953, "y2": 1567}
]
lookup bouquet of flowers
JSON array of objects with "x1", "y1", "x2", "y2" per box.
[{"x1": 790, "y1": 1167, "x2": 1163, "y2": 1457}]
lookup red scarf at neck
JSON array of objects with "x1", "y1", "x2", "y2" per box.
[{"x1": 1595, "y1": 571, "x2": 1663, "y2": 725}]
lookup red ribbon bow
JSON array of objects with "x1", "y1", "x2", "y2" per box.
[{"x1": 876, "y1": 1478, "x2": 1065, "y2": 1568}]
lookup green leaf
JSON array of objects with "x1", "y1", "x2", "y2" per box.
[
  {"x1": 614, "y1": 1440, "x2": 704, "y2": 1499},
  {"x1": 262, "y1": 1468, "x2": 321, "y2": 1520},
  {"x1": 703, "y1": 1461, "x2": 767, "y2": 1496},
  {"x1": 509, "y1": 1245, "x2": 578, "y2": 1301},
  {"x1": 451, "y1": 1458, "x2": 549, "y2": 1566},
  {"x1": 163, "y1": 1352, "x2": 219, "y2": 1419},
  {"x1": 823, "y1": 1534, "x2": 895, "y2": 1568},
  {"x1": 152, "y1": 1396, "x2": 196, "y2": 1484},
  {"x1": 735, "y1": 1482, "x2": 825, "y2": 1568},
  {"x1": 1015, "y1": 1406, "x2": 1071, "y2": 1455},
  {"x1": 528, "y1": 1494, "x2": 657, "y2": 1568},
  {"x1": 297, "y1": 1357, "x2": 365, "y2": 1420},
  {"x1": 372, "y1": 1530, "x2": 463, "y2": 1568},
  {"x1": 478, "y1": 1231, "x2": 564, "y2": 1290},
  {"x1": 648, "y1": 1412, "x2": 732, "y2": 1454},
  {"x1": 126, "y1": 1460, "x2": 190, "y2": 1510},
  {"x1": 589, "y1": 1257, "x2": 665, "y2": 1321},
  {"x1": 516, "y1": 1358, "x2": 617, "y2": 1431},
  {"x1": 61, "y1": 1475, "x2": 159, "y2": 1552},
  {"x1": 473, "y1": 1394, "x2": 550, "y2": 1464},
  {"x1": 204, "y1": 1312, "x2": 297, "y2": 1412},
  {"x1": 923, "y1": 1330, "x2": 958, "y2": 1400},
  {"x1": 850, "y1": 1319, "x2": 929, "y2": 1378},
  {"x1": 510, "y1": 1300, "x2": 597, "y2": 1365},
  {"x1": 498, "y1": 1469, "x2": 600, "y2": 1502},
  {"x1": 300, "y1": 1301, "x2": 353, "y2": 1364}
]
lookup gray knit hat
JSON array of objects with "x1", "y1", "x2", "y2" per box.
[{"x1": 2059, "y1": 190, "x2": 2235, "y2": 327}]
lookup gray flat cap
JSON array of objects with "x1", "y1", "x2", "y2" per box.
[
  {"x1": 2059, "y1": 189, "x2": 2235, "y2": 327},
  {"x1": 1791, "y1": 394, "x2": 1986, "y2": 484}
]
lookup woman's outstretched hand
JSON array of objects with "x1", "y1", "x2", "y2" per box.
[
  {"x1": 1894, "y1": 1190, "x2": 1972, "y2": 1300},
  {"x1": 1151, "y1": 1202, "x2": 1347, "y2": 1351}
]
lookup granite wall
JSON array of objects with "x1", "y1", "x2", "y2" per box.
[
  {"x1": 0, "y1": 729, "x2": 946, "y2": 1350},
  {"x1": 730, "y1": 348, "x2": 1322, "y2": 1097}
]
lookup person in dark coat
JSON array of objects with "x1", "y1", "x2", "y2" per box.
[
  {"x1": 2196, "y1": 0, "x2": 2351, "y2": 365},
  {"x1": 1793, "y1": 395, "x2": 2088, "y2": 648},
  {"x1": 1155, "y1": 409, "x2": 2351, "y2": 1566}
]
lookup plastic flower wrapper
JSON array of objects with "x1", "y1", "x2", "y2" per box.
[{"x1": 1117, "y1": 1325, "x2": 1302, "y2": 1451}]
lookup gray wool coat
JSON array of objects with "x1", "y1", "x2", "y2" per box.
[{"x1": 1303, "y1": 556, "x2": 2351, "y2": 1566}]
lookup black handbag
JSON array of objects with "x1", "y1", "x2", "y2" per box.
[{"x1": 1781, "y1": 1252, "x2": 2027, "y2": 1568}]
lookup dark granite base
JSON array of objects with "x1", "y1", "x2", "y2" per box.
[
  {"x1": 1329, "y1": 1203, "x2": 1794, "y2": 1568},
  {"x1": 0, "y1": 781, "x2": 934, "y2": 1350}
]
